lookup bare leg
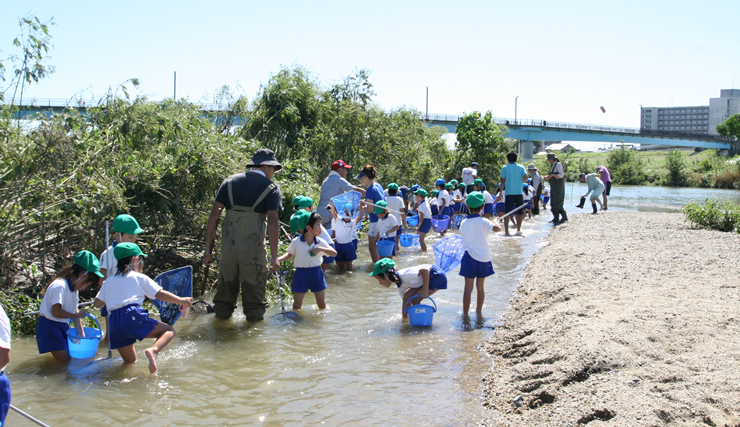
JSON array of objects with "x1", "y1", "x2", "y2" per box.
[
  {"x1": 475, "y1": 277, "x2": 486, "y2": 314},
  {"x1": 346, "y1": 261, "x2": 353, "y2": 271},
  {"x1": 368, "y1": 235, "x2": 379, "y2": 263},
  {"x1": 516, "y1": 212, "x2": 524, "y2": 232},
  {"x1": 314, "y1": 290, "x2": 327, "y2": 309},
  {"x1": 50, "y1": 350, "x2": 71, "y2": 361},
  {"x1": 419, "y1": 232, "x2": 427, "y2": 252},
  {"x1": 144, "y1": 322, "x2": 176, "y2": 373},
  {"x1": 462, "y1": 277, "x2": 475, "y2": 315},
  {"x1": 293, "y1": 292, "x2": 306, "y2": 310},
  {"x1": 118, "y1": 344, "x2": 137, "y2": 364}
]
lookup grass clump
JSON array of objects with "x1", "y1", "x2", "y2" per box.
[{"x1": 683, "y1": 198, "x2": 740, "y2": 233}]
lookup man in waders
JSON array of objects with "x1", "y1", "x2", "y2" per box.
[
  {"x1": 204, "y1": 149, "x2": 283, "y2": 321},
  {"x1": 543, "y1": 153, "x2": 568, "y2": 224}
]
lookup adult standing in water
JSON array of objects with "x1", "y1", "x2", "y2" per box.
[
  {"x1": 462, "y1": 162, "x2": 479, "y2": 194},
  {"x1": 528, "y1": 163, "x2": 543, "y2": 215},
  {"x1": 317, "y1": 159, "x2": 366, "y2": 230},
  {"x1": 543, "y1": 153, "x2": 568, "y2": 224},
  {"x1": 597, "y1": 165, "x2": 612, "y2": 210},
  {"x1": 357, "y1": 164, "x2": 385, "y2": 263},
  {"x1": 204, "y1": 149, "x2": 283, "y2": 321}
]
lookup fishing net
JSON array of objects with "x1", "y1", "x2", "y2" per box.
[
  {"x1": 153, "y1": 266, "x2": 193, "y2": 326},
  {"x1": 450, "y1": 214, "x2": 466, "y2": 230},
  {"x1": 433, "y1": 235, "x2": 465, "y2": 274},
  {"x1": 331, "y1": 190, "x2": 363, "y2": 220}
]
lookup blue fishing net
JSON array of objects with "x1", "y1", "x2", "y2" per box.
[
  {"x1": 331, "y1": 190, "x2": 362, "y2": 220},
  {"x1": 433, "y1": 235, "x2": 465, "y2": 274},
  {"x1": 450, "y1": 214, "x2": 466, "y2": 230},
  {"x1": 153, "y1": 266, "x2": 192, "y2": 326}
]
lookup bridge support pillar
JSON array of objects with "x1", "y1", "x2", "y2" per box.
[{"x1": 520, "y1": 140, "x2": 534, "y2": 162}]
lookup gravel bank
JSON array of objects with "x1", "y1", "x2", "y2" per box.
[{"x1": 481, "y1": 211, "x2": 740, "y2": 426}]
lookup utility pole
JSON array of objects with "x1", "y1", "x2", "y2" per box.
[
  {"x1": 425, "y1": 86, "x2": 428, "y2": 120},
  {"x1": 515, "y1": 96, "x2": 519, "y2": 125},
  {"x1": 174, "y1": 71, "x2": 177, "y2": 100}
]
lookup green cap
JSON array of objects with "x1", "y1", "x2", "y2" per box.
[
  {"x1": 112, "y1": 214, "x2": 144, "y2": 235},
  {"x1": 290, "y1": 210, "x2": 311, "y2": 233},
  {"x1": 414, "y1": 188, "x2": 428, "y2": 197},
  {"x1": 474, "y1": 178, "x2": 484, "y2": 185},
  {"x1": 387, "y1": 183, "x2": 399, "y2": 191},
  {"x1": 466, "y1": 191, "x2": 485, "y2": 209},
  {"x1": 292, "y1": 195, "x2": 314, "y2": 209},
  {"x1": 114, "y1": 242, "x2": 147, "y2": 260},
  {"x1": 431, "y1": 190, "x2": 439, "y2": 197},
  {"x1": 445, "y1": 183, "x2": 453, "y2": 190},
  {"x1": 373, "y1": 200, "x2": 388, "y2": 215},
  {"x1": 458, "y1": 183, "x2": 466, "y2": 189},
  {"x1": 450, "y1": 180, "x2": 459, "y2": 186},
  {"x1": 74, "y1": 250, "x2": 104, "y2": 278},
  {"x1": 369, "y1": 258, "x2": 396, "y2": 276}
]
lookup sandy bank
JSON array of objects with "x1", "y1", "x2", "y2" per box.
[{"x1": 481, "y1": 211, "x2": 740, "y2": 426}]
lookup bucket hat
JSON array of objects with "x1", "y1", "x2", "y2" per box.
[
  {"x1": 247, "y1": 148, "x2": 282, "y2": 171},
  {"x1": 527, "y1": 163, "x2": 537, "y2": 170},
  {"x1": 546, "y1": 153, "x2": 556, "y2": 160}
]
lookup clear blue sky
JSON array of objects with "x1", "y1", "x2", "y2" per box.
[{"x1": 2, "y1": 0, "x2": 738, "y2": 137}]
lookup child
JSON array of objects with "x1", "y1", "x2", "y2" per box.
[
  {"x1": 329, "y1": 201, "x2": 362, "y2": 270},
  {"x1": 94, "y1": 243, "x2": 193, "y2": 373},
  {"x1": 385, "y1": 183, "x2": 407, "y2": 250},
  {"x1": 541, "y1": 183, "x2": 550, "y2": 210},
  {"x1": 452, "y1": 184, "x2": 465, "y2": 214},
  {"x1": 293, "y1": 196, "x2": 336, "y2": 271},
  {"x1": 444, "y1": 183, "x2": 455, "y2": 218},
  {"x1": 0, "y1": 303, "x2": 10, "y2": 427},
  {"x1": 435, "y1": 180, "x2": 448, "y2": 217},
  {"x1": 522, "y1": 183, "x2": 533, "y2": 219},
  {"x1": 414, "y1": 188, "x2": 433, "y2": 252},
  {"x1": 36, "y1": 250, "x2": 104, "y2": 361},
  {"x1": 374, "y1": 201, "x2": 400, "y2": 258},
  {"x1": 475, "y1": 180, "x2": 494, "y2": 219},
  {"x1": 429, "y1": 190, "x2": 439, "y2": 216},
  {"x1": 369, "y1": 258, "x2": 447, "y2": 320},
  {"x1": 408, "y1": 184, "x2": 420, "y2": 212},
  {"x1": 278, "y1": 210, "x2": 337, "y2": 310},
  {"x1": 459, "y1": 192, "x2": 502, "y2": 315}
]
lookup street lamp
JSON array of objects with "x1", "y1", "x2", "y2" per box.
[
  {"x1": 425, "y1": 86, "x2": 429, "y2": 120},
  {"x1": 515, "y1": 96, "x2": 519, "y2": 125}
]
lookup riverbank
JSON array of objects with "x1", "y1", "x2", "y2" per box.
[{"x1": 480, "y1": 211, "x2": 740, "y2": 426}]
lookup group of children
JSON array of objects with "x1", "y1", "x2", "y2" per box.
[{"x1": 34, "y1": 214, "x2": 193, "y2": 373}]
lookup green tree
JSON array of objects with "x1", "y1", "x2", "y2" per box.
[
  {"x1": 607, "y1": 145, "x2": 647, "y2": 185},
  {"x1": 663, "y1": 150, "x2": 687, "y2": 186},
  {"x1": 1, "y1": 16, "x2": 56, "y2": 105},
  {"x1": 716, "y1": 113, "x2": 740, "y2": 139},
  {"x1": 454, "y1": 111, "x2": 508, "y2": 185}
]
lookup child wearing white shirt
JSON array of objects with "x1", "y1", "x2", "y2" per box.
[
  {"x1": 329, "y1": 201, "x2": 363, "y2": 270},
  {"x1": 373, "y1": 201, "x2": 400, "y2": 258},
  {"x1": 459, "y1": 193, "x2": 501, "y2": 315},
  {"x1": 278, "y1": 211, "x2": 337, "y2": 310},
  {"x1": 369, "y1": 259, "x2": 448, "y2": 320}
]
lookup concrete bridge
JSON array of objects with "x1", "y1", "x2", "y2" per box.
[{"x1": 425, "y1": 113, "x2": 737, "y2": 158}]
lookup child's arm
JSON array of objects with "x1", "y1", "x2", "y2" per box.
[
  {"x1": 418, "y1": 268, "x2": 431, "y2": 299},
  {"x1": 312, "y1": 239, "x2": 337, "y2": 257},
  {"x1": 277, "y1": 253, "x2": 294, "y2": 262},
  {"x1": 329, "y1": 201, "x2": 339, "y2": 220},
  {"x1": 490, "y1": 218, "x2": 502, "y2": 233},
  {"x1": 389, "y1": 225, "x2": 400, "y2": 234},
  {"x1": 154, "y1": 290, "x2": 194, "y2": 307}
]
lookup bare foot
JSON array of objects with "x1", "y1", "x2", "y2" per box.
[{"x1": 144, "y1": 348, "x2": 158, "y2": 373}]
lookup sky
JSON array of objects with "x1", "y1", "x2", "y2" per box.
[{"x1": 1, "y1": 1, "x2": 738, "y2": 149}]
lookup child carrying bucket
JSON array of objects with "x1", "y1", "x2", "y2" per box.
[
  {"x1": 374, "y1": 201, "x2": 400, "y2": 258},
  {"x1": 459, "y1": 192, "x2": 501, "y2": 315},
  {"x1": 278, "y1": 210, "x2": 337, "y2": 310},
  {"x1": 369, "y1": 259, "x2": 447, "y2": 320},
  {"x1": 413, "y1": 188, "x2": 433, "y2": 252},
  {"x1": 36, "y1": 251, "x2": 104, "y2": 361},
  {"x1": 328, "y1": 200, "x2": 363, "y2": 270},
  {"x1": 94, "y1": 243, "x2": 193, "y2": 373}
]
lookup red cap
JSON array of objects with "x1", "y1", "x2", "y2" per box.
[{"x1": 331, "y1": 159, "x2": 352, "y2": 170}]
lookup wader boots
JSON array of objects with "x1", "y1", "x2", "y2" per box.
[{"x1": 576, "y1": 196, "x2": 586, "y2": 209}]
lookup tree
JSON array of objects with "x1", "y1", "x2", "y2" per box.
[
  {"x1": 663, "y1": 150, "x2": 687, "y2": 186},
  {"x1": 716, "y1": 113, "x2": 740, "y2": 139},
  {"x1": 607, "y1": 145, "x2": 647, "y2": 185},
  {"x1": 1, "y1": 16, "x2": 56, "y2": 105},
  {"x1": 454, "y1": 111, "x2": 508, "y2": 185}
]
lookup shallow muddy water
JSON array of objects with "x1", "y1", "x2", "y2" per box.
[{"x1": 6, "y1": 184, "x2": 737, "y2": 426}]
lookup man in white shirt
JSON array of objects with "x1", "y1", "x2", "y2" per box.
[{"x1": 462, "y1": 162, "x2": 479, "y2": 193}]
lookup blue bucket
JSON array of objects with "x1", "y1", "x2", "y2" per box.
[
  {"x1": 377, "y1": 239, "x2": 395, "y2": 257},
  {"x1": 406, "y1": 212, "x2": 419, "y2": 226},
  {"x1": 399, "y1": 234, "x2": 415, "y2": 247},
  {"x1": 404, "y1": 295, "x2": 437, "y2": 327},
  {"x1": 431, "y1": 215, "x2": 450, "y2": 233},
  {"x1": 66, "y1": 313, "x2": 103, "y2": 359}
]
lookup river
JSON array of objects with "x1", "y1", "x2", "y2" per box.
[{"x1": 5, "y1": 185, "x2": 739, "y2": 426}]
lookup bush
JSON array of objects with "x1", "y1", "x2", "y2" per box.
[
  {"x1": 607, "y1": 146, "x2": 647, "y2": 185},
  {"x1": 683, "y1": 199, "x2": 740, "y2": 233},
  {"x1": 663, "y1": 150, "x2": 688, "y2": 186}
]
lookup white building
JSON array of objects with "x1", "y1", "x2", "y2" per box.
[{"x1": 640, "y1": 89, "x2": 740, "y2": 135}]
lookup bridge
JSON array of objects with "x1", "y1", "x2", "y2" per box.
[{"x1": 6, "y1": 99, "x2": 737, "y2": 157}]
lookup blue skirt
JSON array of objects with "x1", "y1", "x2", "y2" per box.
[
  {"x1": 109, "y1": 304, "x2": 159, "y2": 349},
  {"x1": 292, "y1": 266, "x2": 328, "y2": 293},
  {"x1": 454, "y1": 202, "x2": 463, "y2": 212},
  {"x1": 496, "y1": 202, "x2": 505, "y2": 214},
  {"x1": 0, "y1": 372, "x2": 9, "y2": 427},
  {"x1": 36, "y1": 316, "x2": 69, "y2": 354},
  {"x1": 335, "y1": 241, "x2": 357, "y2": 262},
  {"x1": 459, "y1": 251, "x2": 495, "y2": 279},
  {"x1": 484, "y1": 203, "x2": 495, "y2": 215},
  {"x1": 443, "y1": 206, "x2": 454, "y2": 217},
  {"x1": 431, "y1": 205, "x2": 439, "y2": 216}
]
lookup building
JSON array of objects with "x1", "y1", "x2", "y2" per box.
[{"x1": 640, "y1": 89, "x2": 740, "y2": 135}]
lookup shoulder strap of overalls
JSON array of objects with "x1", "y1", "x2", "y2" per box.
[
  {"x1": 227, "y1": 176, "x2": 236, "y2": 208},
  {"x1": 251, "y1": 183, "x2": 277, "y2": 209}
]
